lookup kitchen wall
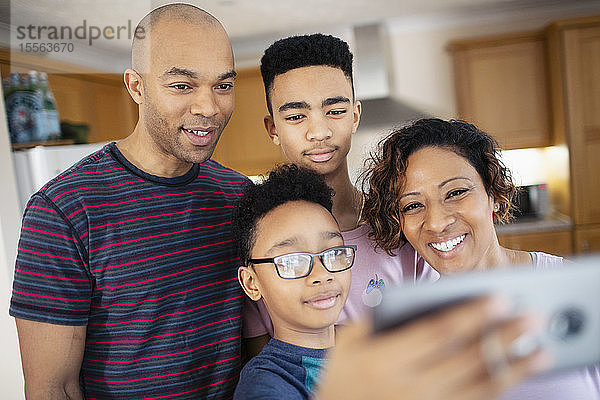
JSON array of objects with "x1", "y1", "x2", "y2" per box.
[{"x1": 346, "y1": 1, "x2": 600, "y2": 185}]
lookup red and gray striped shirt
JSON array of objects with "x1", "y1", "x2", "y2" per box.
[{"x1": 10, "y1": 143, "x2": 248, "y2": 399}]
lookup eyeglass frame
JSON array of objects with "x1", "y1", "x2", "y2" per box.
[{"x1": 248, "y1": 244, "x2": 357, "y2": 280}]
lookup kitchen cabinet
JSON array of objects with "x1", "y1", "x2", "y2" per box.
[
  {"x1": 1, "y1": 52, "x2": 284, "y2": 176},
  {"x1": 548, "y1": 16, "x2": 600, "y2": 254},
  {"x1": 498, "y1": 229, "x2": 572, "y2": 257},
  {"x1": 450, "y1": 15, "x2": 600, "y2": 254},
  {"x1": 0, "y1": 48, "x2": 137, "y2": 143},
  {"x1": 548, "y1": 17, "x2": 600, "y2": 227},
  {"x1": 212, "y1": 67, "x2": 286, "y2": 176},
  {"x1": 574, "y1": 225, "x2": 600, "y2": 254},
  {"x1": 448, "y1": 32, "x2": 551, "y2": 149}
]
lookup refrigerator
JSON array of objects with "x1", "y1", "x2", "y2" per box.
[{"x1": 12, "y1": 143, "x2": 108, "y2": 212}]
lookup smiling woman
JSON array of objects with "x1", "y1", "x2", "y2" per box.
[
  {"x1": 362, "y1": 118, "x2": 600, "y2": 400},
  {"x1": 363, "y1": 118, "x2": 520, "y2": 273}
]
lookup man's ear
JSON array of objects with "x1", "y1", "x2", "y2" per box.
[
  {"x1": 351, "y1": 100, "x2": 362, "y2": 134},
  {"x1": 238, "y1": 266, "x2": 262, "y2": 301},
  {"x1": 124, "y1": 68, "x2": 144, "y2": 105},
  {"x1": 264, "y1": 114, "x2": 281, "y2": 146}
]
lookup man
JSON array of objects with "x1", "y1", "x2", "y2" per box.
[
  {"x1": 243, "y1": 33, "x2": 439, "y2": 342},
  {"x1": 10, "y1": 4, "x2": 246, "y2": 399}
]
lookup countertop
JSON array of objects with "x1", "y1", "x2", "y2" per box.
[{"x1": 495, "y1": 213, "x2": 572, "y2": 235}]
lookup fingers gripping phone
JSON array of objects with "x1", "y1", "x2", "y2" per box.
[{"x1": 372, "y1": 256, "x2": 600, "y2": 372}]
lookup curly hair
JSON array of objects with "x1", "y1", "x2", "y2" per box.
[
  {"x1": 233, "y1": 164, "x2": 335, "y2": 266},
  {"x1": 260, "y1": 33, "x2": 354, "y2": 115},
  {"x1": 361, "y1": 118, "x2": 517, "y2": 255}
]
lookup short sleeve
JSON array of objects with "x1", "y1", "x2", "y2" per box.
[
  {"x1": 10, "y1": 193, "x2": 92, "y2": 325},
  {"x1": 242, "y1": 296, "x2": 273, "y2": 338}
]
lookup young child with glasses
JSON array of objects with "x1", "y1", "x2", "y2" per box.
[{"x1": 233, "y1": 164, "x2": 354, "y2": 399}]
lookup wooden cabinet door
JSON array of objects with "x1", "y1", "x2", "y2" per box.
[
  {"x1": 450, "y1": 33, "x2": 551, "y2": 149},
  {"x1": 0, "y1": 49, "x2": 137, "y2": 143},
  {"x1": 574, "y1": 225, "x2": 600, "y2": 254},
  {"x1": 498, "y1": 230, "x2": 573, "y2": 257},
  {"x1": 561, "y1": 24, "x2": 600, "y2": 225},
  {"x1": 212, "y1": 68, "x2": 285, "y2": 176}
]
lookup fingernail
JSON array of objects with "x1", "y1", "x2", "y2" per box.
[{"x1": 509, "y1": 334, "x2": 540, "y2": 358}]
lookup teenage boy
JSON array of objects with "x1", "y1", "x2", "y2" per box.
[
  {"x1": 233, "y1": 164, "x2": 354, "y2": 399},
  {"x1": 243, "y1": 33, "x2": 439, "y2": 341}
]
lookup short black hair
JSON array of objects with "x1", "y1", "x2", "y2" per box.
[
  {"x1": 233, "y1": 164, "x2": 335, "y2": 266},
  {"x1": 260, "y1": 33, "x2": 354, "y2": 115}
]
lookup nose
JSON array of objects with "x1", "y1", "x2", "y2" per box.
[
  {"x1": 423, "y1": 202, "x2": 455, "y2": 233},
  {"x1": 308, "y1": 257, "x2": 334, "y2": 285},
  {"x1": 306, "y1": 116, "x2": 332, "y2": 142},
  {"x1": 190, "y1": 88, "x2": 219, "y2": 118}
]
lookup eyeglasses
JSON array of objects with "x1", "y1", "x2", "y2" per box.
[{"x1": 249, "y1": 245, "x2": 357, "y2": 279}]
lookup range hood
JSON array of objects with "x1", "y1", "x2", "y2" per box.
[{"x1": 352, "y1": 24, "x2": 428, "y2": 130}]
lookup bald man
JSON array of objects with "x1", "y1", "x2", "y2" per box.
[{"x1": 10, "y1": 4, "x2": 247, "y2": 399}]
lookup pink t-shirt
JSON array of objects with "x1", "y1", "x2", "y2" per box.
[
  {"x1": 499, "y1": 251, "x2": 600, "y2": 400},
  {"x1": 241, "y1": 223, "x2": 440, "y2": 338}
]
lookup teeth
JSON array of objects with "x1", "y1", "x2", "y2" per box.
[
  {"x1": 430, "y1": 234, "x2": 466, "y2": 252},
  {"x1": 185, "y1": 128, "x2": 209, "y2": 137}
]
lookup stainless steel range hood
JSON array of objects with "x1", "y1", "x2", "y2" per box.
[{"x1": 353, "y1": 24, "x2": 428, "y2": 130}]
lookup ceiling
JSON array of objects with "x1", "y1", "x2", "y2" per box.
[
  {"x1": 3, "y1": 0, "x2": 599, "y2": 71},
  {"x1": 8, "y1": 0, "x2": 599, "y2": 43}
]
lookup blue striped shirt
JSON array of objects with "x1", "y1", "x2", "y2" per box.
[{"x1": 10, "y1": 143, "x2": 248, "y2": 399}]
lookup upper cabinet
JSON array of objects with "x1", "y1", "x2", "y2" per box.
[
  {"x1": 0, "y1": 48, "x2": 137, "y2": 144},
  {"x1": 548, "y1": 16, "x2": 600, "y2": 226},
  {"x1": 448, "y1": 32, "x2": 551, "y2": 150},
  {"x1": 449, "y1": 16, "x2": 600, "y2": 252}
]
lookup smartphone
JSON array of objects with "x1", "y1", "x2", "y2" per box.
[{"x1": 372, "y1": 256, "x2": 600, "y2": 372}]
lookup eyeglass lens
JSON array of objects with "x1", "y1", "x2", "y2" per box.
[{"x1": 275, "y1": 247, "x2": 354, "y2": 278}]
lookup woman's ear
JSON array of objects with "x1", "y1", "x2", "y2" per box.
[{"x1": 238, "y1": 266, "x2": 262, "y2": 301}]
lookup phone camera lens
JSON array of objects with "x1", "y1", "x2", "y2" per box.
[{"x1": 549, "y1": 308, "x2": 585, "y2": 340}]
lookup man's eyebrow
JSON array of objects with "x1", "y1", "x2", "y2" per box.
[
  {"x1": 160, "y1": 68, "x2": 236, "y2": 81},
  {"x1": 218, "y1": 70, "x2": 237, "y2": 81},
  {"x1": 278, "y1": 101, "x2": 310, "y2": 113},
  {"x1": 322, "y1": 96, "x2": 350, "y2": 107},
  {"x1": 161, "y1": 67, "x2": 198, "y2": 79}
]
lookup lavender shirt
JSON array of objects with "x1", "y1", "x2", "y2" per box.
[{"x1": 499, "y1": 252, "x2": 600, "y2": 400}]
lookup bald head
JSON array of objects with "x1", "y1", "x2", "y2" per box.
[{"x1": 131, "y1": 3, "x2": 228, "y2": 73}]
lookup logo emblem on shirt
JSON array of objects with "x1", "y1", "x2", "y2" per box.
[{"x1": 362, "y1": 274, "x2": 385, "y2": 307}]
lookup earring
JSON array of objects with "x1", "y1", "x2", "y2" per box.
[{"x1": 494, "y1": 203, "x2": 500, "y2": 212}]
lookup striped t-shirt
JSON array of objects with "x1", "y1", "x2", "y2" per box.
[{"x1": 10, "y1": 143, "x2": 248, "y2": 399}]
